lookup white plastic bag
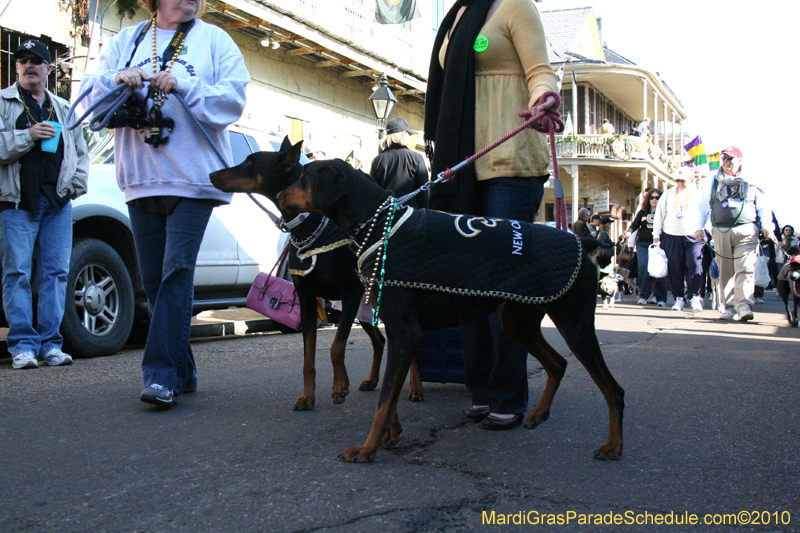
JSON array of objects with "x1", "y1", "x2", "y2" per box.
[
  {"x1": 627, "y1": 229, "x2": 638, "y2": 249},
  {"x1": 754, "y1": 256, "x2": 771, "y2": 288},
  {"x1": 647, "y1": 244, "x2": 669, "y2": 278}
]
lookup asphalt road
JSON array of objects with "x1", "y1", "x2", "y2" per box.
[{"x1": 1, "y1": 292, "x2": 798, "y2": 532}]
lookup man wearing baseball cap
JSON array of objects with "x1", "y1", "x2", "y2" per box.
[
  {"x1": 697, "y1": 146, "x2": 773, "y2": 321},
  {"x1": 0, "y1": 39, "x2": 89, "y2": 369},
  {"x1": 369, "y1": 117, "x2": 428, "y2": 208}
]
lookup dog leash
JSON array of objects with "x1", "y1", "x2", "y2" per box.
[{"x1": 403, "y1": 91, "x2": 568, "y2": 230}]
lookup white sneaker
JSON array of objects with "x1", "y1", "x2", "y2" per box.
[
  {"x1": 719, "y1": 308, "x2": 736, "y2": 320},
  {"x1": 734, "y1": 308, "x2": 754, "y2": 322},
  {"x1": 755, "y1": 297, "x2": 765, "y2": 304},
  {"x1": 42, "y1": 347, "x2": 73, "y2": 366},
  {"x1": 646, "y1": 295, "x2": 657, "y2": 305},
  {"x1": 671, "y1": 297, "x2": 685, "y2": 311},
  {"x1": 12, "y1": 351, "x2": 38, "y2": 370},
  {"x1": 690, "y1": 296, "x2": 704, "y2": 312},
  {"x1": 657, "y1": 301, "x2": 667, "y2": 307},
  {"x1": 637, "y1": 298, "x2": 647, "y2": 305}
]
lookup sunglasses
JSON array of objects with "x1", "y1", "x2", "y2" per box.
[
  {"x1": 16, "y1": 56, "x2": 47, "y2": 65},
  {"x1": 650, "y1": 196, "x2": 660, "y2": 200},
  {"x1": 721, "y1": 155, "x2": 735, "y2": 162}
]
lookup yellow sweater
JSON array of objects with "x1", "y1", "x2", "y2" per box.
[{"x1": 439, "y1": 0, "x2": 557, "y2": 180}]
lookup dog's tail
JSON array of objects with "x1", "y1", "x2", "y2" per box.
[{"x1": 580, "y1": 238, "x2": 600, "y2": 253}]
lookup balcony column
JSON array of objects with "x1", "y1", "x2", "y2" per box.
[
  {"x1": 671, "y1": 110, "x2": 676, "y2": 165},
  {"x1": 653, "y1": 91, "x2": 659, "y2": 147},
  {"x1": 641, "y1": 169, "x2": 648, "y2": 193},
  {"x1": 662, "y1": 101, "x2": 668, "y2": 154},
  {"x1": 572, "y1": 164, "x2": 580, "y2": 223},
  {"x1": 642, "y1": 78, "x2": 648, "y2": 130},
  {"x1": 679, "y1": 121, "x2": 684, "y2": 164},
  {"x1": 572, "y1": 82, "x2": 578, "y2": 135}
]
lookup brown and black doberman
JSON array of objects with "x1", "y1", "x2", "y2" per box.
[
  {"x1": 210, "y1": 139, "x2": 424, "y2": 409},
  {"x1": 279, "y1": 158, "x2": 625, "y2": 462}
]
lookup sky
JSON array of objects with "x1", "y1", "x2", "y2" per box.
[{"x1": 543, "y1": 0, "x2": 798, "y2": 229}]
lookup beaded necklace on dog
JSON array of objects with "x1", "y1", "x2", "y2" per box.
[
  {"x1": 150, "y1": 14, "x2": 186, "y2": 108},
  {"x1": 18, "y1": 85, "x2": 53, "y2": 127},
  {"x1": 365, "y1": 199, "x2": 398, "y2": 326}
]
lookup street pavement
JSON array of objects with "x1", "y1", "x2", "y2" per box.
[{"x1": 1, "y1": 292, "x2": 798, "y2": 532}]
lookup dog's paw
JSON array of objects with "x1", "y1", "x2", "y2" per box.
[
  {"x1": 592, "y1": 443, "x2": 623, "y2": 461},
  {"x1": 524, "y1": 411, "x2": 548, "y2": 429},
  {"x1": 293, "y1": 396, "x2": 315, "y2": 411},
  {"x1": 340, "y1": 446, "x2": 376, "y2": 463},
  {"x1": 332, "y1": 392, "x2": 347, "y2": 404},
  {"x1": 359, "y1": 379, "x2": 378, "y2": 391},
  {"x1": 408, "y1": 390, "x2": 424, "y2": 402}
]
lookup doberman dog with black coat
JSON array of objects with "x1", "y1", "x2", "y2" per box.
[
  {"x1": 210, "y1": 139, "x2": 424, "y2": 409},
  {"x1": 279, "y1": 158, "x2": 625, "y2": 463}
]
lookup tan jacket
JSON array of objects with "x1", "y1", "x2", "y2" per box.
[
  {"x1": 0, "y1": 84, "x2": 89, "y2": 206},
  {"x1": 439, "y1": 0, "x2": 557, "y2": 180}
]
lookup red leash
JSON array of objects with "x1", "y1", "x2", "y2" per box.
[{"x1": 437, "y1": 91, "x2": 568, "y2": 231}]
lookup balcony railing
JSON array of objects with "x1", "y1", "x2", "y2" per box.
[{"x1": 551, "y1": 134, "x2": 678, "y2": 175}]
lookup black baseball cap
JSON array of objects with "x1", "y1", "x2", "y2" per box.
[
  {"x1": 386, "y1": 117, "x2": 419, "y2": 135},
  {"x1": 15, "y1": 40, "x2": 51, "y2": 64}
]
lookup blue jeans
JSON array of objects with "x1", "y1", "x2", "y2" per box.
[
  {"x1": 460, "y1": 176, "x2": 545, "y2": 414},
  {"x1": 0, "y1": 197, "x2": 72, "y2": 356},
  {"x1": 635, "y1": 242, "x2": 668, "y2": 302},
  {"x1": 129, "y1": 199, "x2": 213, "y2": 395}
]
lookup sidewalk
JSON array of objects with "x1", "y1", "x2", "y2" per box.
[{"x1": 0, "y1": 308, "x2": 275, "y2": 355}]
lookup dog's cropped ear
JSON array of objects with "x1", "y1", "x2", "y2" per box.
[
  {"x1": 280, "y1": 136, "x2": 293, "y2": 152},
  {"x1": 277, "y1": 140, "x2": 304, "y2": 175},
  {"x1": 310, "y1": 162, "x2": 349, "y2": 211}
]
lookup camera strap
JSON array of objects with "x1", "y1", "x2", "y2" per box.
[{"x1": 123, "y1": 18, "x2": 195, "y2": 70}]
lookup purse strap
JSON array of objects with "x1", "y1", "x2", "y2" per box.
[{"x1": 268, "y1": 242, "x2": 291, "y2": 279}]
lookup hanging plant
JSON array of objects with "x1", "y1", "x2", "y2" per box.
[
  {"x1": 61, "y1": 0, "x2": 90, "y2": 39},
  {"x1": 116, "y1": 0, "x2": 140, "y2": 19}
]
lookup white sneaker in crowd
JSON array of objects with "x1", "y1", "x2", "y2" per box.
[
  {"x1": 637, "y1": 298, "x2": 647, "y2": 305},
  {"x1": 646, "y1": 295, "x2": 657, "y2": 305},
  {"x1": 719, "y1": 308, "x2": 736, "y2": 320},
  {"x1": 671, "y1": 297, "x2": 685, "y2": 311},
  {"x1": 734, "y1": 307, "x2": 754, "y2": 322},
  {"x1": 755, "y1": 297, "x2": 765, "y2": 304},
  {"x1": 690, "y1": 295, "x2": 704, "y2": 312},
  {"x1": 12, "y1": 351, "x2": 38, "y2": 370}
]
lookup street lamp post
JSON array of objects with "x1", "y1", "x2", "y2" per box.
[{"x1": 368, "y1": 73, "x2": 397, "y2": 139}]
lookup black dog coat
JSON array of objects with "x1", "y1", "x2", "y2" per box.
[{"x1": 357, "y1": 207, "x2": 583, "y2": 304}]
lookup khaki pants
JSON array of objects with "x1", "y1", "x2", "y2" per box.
[{"x1": 712, "y1": 223, "x2": 759, "y2": 313}]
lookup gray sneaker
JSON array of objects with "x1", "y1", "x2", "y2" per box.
[
  {"x1": 140, "y1": 384, "x2": 174, "y2": 406},
  {"x1": 42, "y1": 347, "x2": 73, "y2": 366},
  {"x1": 12, "y1": 351, "x2": 38, "y2": 370},
  {"x1": 734, "y1": 308, "x2": 754, "y2": 322}
]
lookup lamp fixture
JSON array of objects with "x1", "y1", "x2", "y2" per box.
[
  {"x1": 368, "y1": 73, "x2": 397, "y2": 138},
  {"x1": 260, "y1": 31, "x2": 281, "y2": 49}
]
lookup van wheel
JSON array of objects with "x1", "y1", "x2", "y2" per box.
[{"x1": 62, "y1": 238, "x2": 135, "y2": 357}]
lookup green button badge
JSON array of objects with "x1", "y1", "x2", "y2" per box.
[{"x1": 474, "y1": 35, "x2": 489, "y2": 52}]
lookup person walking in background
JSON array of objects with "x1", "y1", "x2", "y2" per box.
[
  {"x1": 571, "y1": 207, "x2": 592, "y2": 237},
  {"x1": 589, "y1": 213, "x2": 601, "y2": 237},
  {"x1": 627, "y1": 187, "x2": 667, "y2": 306},
  {"x1": 0, "y1": 40, "x2": 89, "y2": 370},
  {"x1": 424, "y1": 0, "x2": 558, "y2": 430},
  {"x1": 776, "y1": 224, "x2": 797, "y2": 270},
  {"x1": 698, "y1": 147, "x2": 773, "y2": 321},
  {"x1": 369, "y1": 117, "x2": 429, "y2": 208},
  {"x1": 81, "y1": 0, "x2": 249, "y2": 406},
  {"x1": 653, "y1": 168, "x2": 705, "y2": 312},
  {"x1": 595, "y1": 217, "x2": 615, "y2": 270}
]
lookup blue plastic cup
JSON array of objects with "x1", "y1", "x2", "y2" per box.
[{"x1": 40, "y1": 121, "x2": 62, "y2": 153}]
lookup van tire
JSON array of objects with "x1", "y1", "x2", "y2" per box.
[{"x1": 62, "y1": 238, "x2": 135, "y2": 357}]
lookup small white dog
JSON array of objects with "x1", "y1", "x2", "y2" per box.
[{"x1": 599, "y1": 266, "x2": 621, "y2": 309}]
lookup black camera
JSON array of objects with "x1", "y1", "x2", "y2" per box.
[{"x1": 105, "y1": 92, "x2": 148, "y2": 130}]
